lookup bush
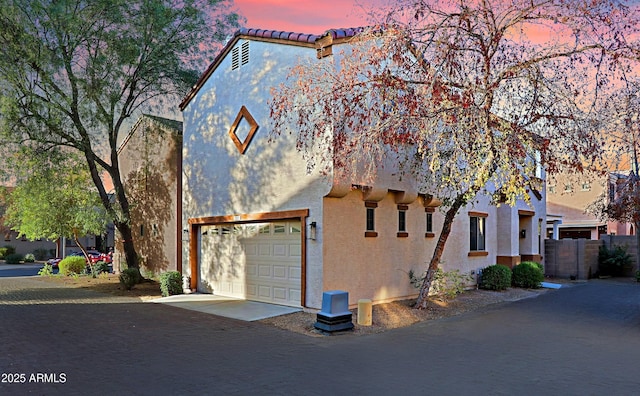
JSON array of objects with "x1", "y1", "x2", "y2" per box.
[
  {"x1": 92, "y1": 261, "x2": 110, "y2": 275},
  {"x1": 32, "y1": 248, "x2": 50, "y2": 261},
  {"x1": 598, "y1": 245, "x2": 632, "y2": 277},
  {"x1": 59, "y1": 256, "x2": 86, "y2": 275},
  {"x1": 38, "y1": 264, "x2": 54, "y2": 276},
  {"x1": 119, "y1": 268, "x2": 141, "y2": 290},
  {"x1": 160, "y1": 271, "x2": 183, "y2": 297},
  {"x1": 0, "y1": 245, "x2": 16, "y2": 259},
  {"x1": 23, "y1": 253, "x2": 35, "y2": 263},
  {"x1": 512, "y1": 261, "x2": 544, "y2": 288},
  {"x1": 479, "y1": 265, "x2": 512, "y2": 291},
  {"x1": 4, "y1": 253, "x2": 23, "y2": 264}
]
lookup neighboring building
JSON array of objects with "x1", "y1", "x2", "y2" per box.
[
  {"x1": 546, "y1": 171, "x2": 632, "y2": 239},
  {"x1": 115, "y1": 115, "x2": 182, "y2": 275},
  {"x1": 1, "y1": 187, "x2": 113, "y2": 260},
  {"x1": 0, "y1": 186, "x2": 56, "y2": 258},
  {"x1": 179, "y1": 28, "x2": 546, "y2": 309}
]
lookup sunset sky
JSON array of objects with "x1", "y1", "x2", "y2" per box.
[{"x1": 232, "y1": 0, "x2": 381, "y2": 34}]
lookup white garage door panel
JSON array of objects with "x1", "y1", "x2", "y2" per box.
[
  {"x1": 201, "y1": 221, "x2": 302, "y2": 307},
  {"x1": 273, "y1": 266, "x2": 287, "y2": 279},
  {"x1": 259, "y1": 244, "x2": 270, "y2": 255},
  {"x1": 273, "y1": 244, "x2": 287, "y2": 256},
  {"x1": 289, "y1": 267, "x2": 301, "y2": 280}
]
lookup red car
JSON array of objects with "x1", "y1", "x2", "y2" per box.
[
  {"x1": 46, "y1": 250, "x2": 112, "y2": 268},
  {"x1": 86, "y1": 250, "x2": 112, "y2": 264}
]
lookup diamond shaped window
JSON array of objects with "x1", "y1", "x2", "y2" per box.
[{"x1": 229, "y1": 106, "x2": 259, "y2": 154}]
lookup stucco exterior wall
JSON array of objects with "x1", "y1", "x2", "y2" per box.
[
  {"x1": 322, "y1": 189, "x2": 546, "y2": 306},
  {"x1": 1, "y1": 231, "x2": 56, "y2": 257},
  {"x1": 547, "y1": 172, "x2": 630, "y2": 238},
  {"x1": 181, "y1": 33, "x2": 547, "y2": 309},
  {"x1": 323, "y1": 191, "x2": 425, "y2": 305},
  {"x1": 181, "y1": 39, "x2": 332, "y2": 308},
  {"x1": 118, "y1": 117, "x2": 181, "y2": 275}
]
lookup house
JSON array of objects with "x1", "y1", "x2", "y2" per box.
[
  {"x1": 179, "y1": 28, "x2": 546, "y2": 309},
  {"x1": 114, "y1": 114, "x2": 182, "y2": 275},
  {"x1": 546, "y1": 171, "x2": 632, "y2": 239}
]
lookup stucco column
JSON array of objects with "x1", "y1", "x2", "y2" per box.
[{"x1": 552, "y1": 220, "x2": 562, "y2": 240}]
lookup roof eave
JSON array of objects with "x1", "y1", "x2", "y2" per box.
[{"x1": 178, "y1": 27, "x2": 366, "y2": 111}]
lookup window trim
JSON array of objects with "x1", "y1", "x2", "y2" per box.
[
  {"x1": 469, "y1": 211, "x2": 488, "y2": 254},
  {"x1": 397, "y1": 204, "x2": 408, "y2": 237},
  {"x1": 365, "y1": 201, "x2": 378, "y2": 237},
  {"x1": 425, "y1": 207, "x2": 435, "y2": 238}
]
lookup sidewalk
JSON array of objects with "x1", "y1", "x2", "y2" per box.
[{"x1": 150, "y1": 293, "x2": 301, "y2": 321}]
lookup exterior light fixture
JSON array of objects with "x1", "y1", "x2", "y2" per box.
[{"x1": 309, "y1": 221, "x2": 317, "y2": 240}]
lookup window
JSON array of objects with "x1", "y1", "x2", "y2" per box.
[
  {"x1": 366, "y1": 208, "x2": 375, "y2": 231},
  {"x1": 469, "y1": 212, "x2": 487, "y2": 253},
  {"x1": 425, "y1": 208, "x2": 435, "y2": 237},
  {"x1": 398, "y1": 211, "x2": 406, "y2": 231},
  {"x1": 548, "y1": 185, "x2": 556, "y2": 194},
  {"x1": 397, "y1": 205, "x2": 408, "y2": 237},
  {"x1": 581, "y1": 182, "x2": 591, "y2": 191},
  {"x1": 564, "y1": 184, "x2": 573, "y2": 193},
  {"x1": 274, "y1": 224, "x2": 286, "y2": 234},
  {"x1": 365, "y1": 202, "x2": 377, "y2": 237},
  {"x1": 608, "y1": 182, "x2": 616, "y2": 201},
  {"x1": 290, "y1": 223, "x2": 301, "y2": 234}
]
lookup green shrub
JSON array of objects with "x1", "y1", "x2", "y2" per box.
[
  {"x1": 0, "y1": 245, "x2": 16, "y2": 259},
  {"x1": 512, "y1": 261, "x2": 544, "y2": 288},
  {"x1": 32, "y1": 248, "x2": 50, "y2": 261},
  {"x1": 160, "y1": 271, "x2": 183, "y2": 297},
  {"x1": 479, "y1": 265, "x2": 512, "y2": 291},
  {"x1": 92, "y1": 261, "x2": 110, "y2": 275},
  {"x1": 59, "y1": 256, "x2": 86, "y2": 275},
  {"x1": 119, "y1": 268, "x2": 141, "y2": 290},
  {"x1": 598, "y1": 245, "x2": 632, "y2": 276},
  {"x1": 23, "y1": 253, "x2": 35, "y2": 263},
  {"x1": 4, "y1": 253, "x2": 23, "y2": 264},
  {"x1": 38, "y1": 264, "x2": 54, "y2": 276}
]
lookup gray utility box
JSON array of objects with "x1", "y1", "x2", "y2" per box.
[{"x1": 314, "y1": 290, "x2": 354, "y2": 332}]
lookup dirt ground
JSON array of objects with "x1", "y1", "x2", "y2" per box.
[
  {"x1": 37, "y1": 273, "x2": 162, "y2": 301},
  {"x1": 36, "y1": 273, "x2": 561, "y2": 337},
  {"x1": 260, "y1": 287, "x2": 552, "y2": 337}
]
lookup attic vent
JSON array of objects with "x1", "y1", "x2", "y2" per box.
[
  {"x1": 241, "y1": 41, "x2": 249, "y2": 65},
  {"x1": 231, "y1": 46, "x2": 240, "y2": 70},
  {"x1": 231, "y1": 41, "x2": 250, "y2": 71}
]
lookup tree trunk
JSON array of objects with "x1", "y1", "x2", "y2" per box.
[
  {"x1": 83, "y1": 149, "x2": 140, "y2": 273},
  {"x1": 116, "y1": 220, "x2": 139, "y2": 270},
  {"x1": 73, "y1": 232, "x2": 94, "y2": 277},
  {"x1": 633, "y1": 221, "x2": 640, "y2": 279},
  {"x1": 414, "y1": 196, "x2": 467, "y2": 309}
]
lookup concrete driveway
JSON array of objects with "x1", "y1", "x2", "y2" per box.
[{"x1": 1, "y1": 276, "x2": 638, "y2": 395}]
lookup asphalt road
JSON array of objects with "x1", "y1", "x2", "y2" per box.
[
  {"x1": 0, "y1": 264, "x2": 50, "y2": 277},
  {"x1": 0, "y1": 276, "x2": 639, "y2": 395}
]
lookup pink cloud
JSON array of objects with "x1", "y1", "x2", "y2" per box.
[{"x1": 233, "y1": 0, "x2": 375, "y2": 34}]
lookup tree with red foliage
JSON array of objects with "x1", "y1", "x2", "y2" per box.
[{"x1": 270, "y1": 0, "x2": 634, "y2": 308}]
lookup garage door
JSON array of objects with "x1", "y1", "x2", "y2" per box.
[{"x1": 199, "y1": 221, "x2": 301, "y2": 307}]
